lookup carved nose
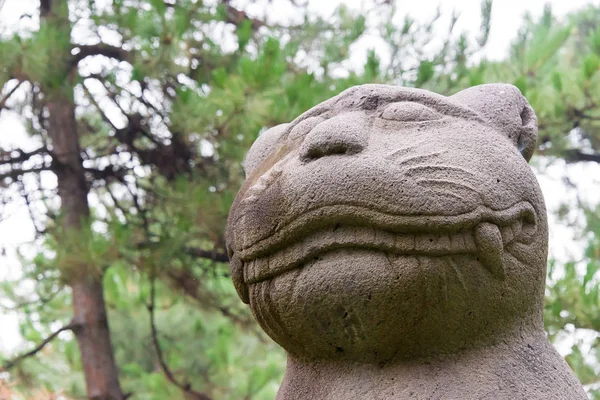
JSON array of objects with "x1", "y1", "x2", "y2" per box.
[{"x1": 299, "y1": 114, "x2": 367, "y2": 162}]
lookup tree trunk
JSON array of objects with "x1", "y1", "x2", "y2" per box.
[
  {"x1": 47, "y1": 96, "x2": 124, "y2": 400},
  {"x1": 42, "y1": 1, "x2": 124, "y2": 399}
]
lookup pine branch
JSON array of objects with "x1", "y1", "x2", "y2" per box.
[
  {"x1": 0, "y1": 290, "x2": 60, "y2": 312},
  {"x1": 82, "y1": 82, "x2": 121, "y2": 132},
  {"x1": 566, "y1": 150, "x2": 600, "y2": 164},
  {"x1": 148, "y1": 274, "x2": 213, "y2": 400},
  {"x1": 83, "y1": 165, "x2": 128, "y2": 182},
  {"x1": 165, "y1": 268, "x2": 260, "y2": 334},
  {"x1": 183, "y1": 247, "x2": 229, "y2": 263},
  {"x1": 113, "y1": 173, "x2": 149, "y2": 231},
  {"x1": 104, "y1": 185, "x2": 129, "y2": 221},
  {"x1": 18, "y1": 179, "x2": 46, "y2": 237},
  {"x1": 0, "y1": 80, "x2": 24, "y2": 111},
  {"x1": 0, "y1": 166, "x2": 51, "y2": 181},
  {"x1": 0, "y1": 147, "x2": 49, "y2": 165},
  {"x1": 162, "y1": 0, "x2": 265, "y2": 30},
  {"x1": 136, "y1": 241, "x2": 228, "y2": 264},
  {"x1": 222, "y1": 1, "x2": 265, "y2": 30},
  {"x1": 71, "y1": 43, "x2": 132, "y2": 66},
  {"x1": 2, "y1": 321, "x2": 77, "y2": 370}
]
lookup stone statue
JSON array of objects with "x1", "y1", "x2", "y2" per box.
[{"x1": 226, "y1": 84, "x2": 587, "y2": 399}]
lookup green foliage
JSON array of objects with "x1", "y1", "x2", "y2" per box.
[
  {"x1": 0, "y1": 36, "x2": 21, "y2": 83},
  {"x1": 545, "y1": 225, "x2": 600, "y2": 396},
  {"x1": 416, "y1": 60, "x2": 435, "y2": 86},
  {"x1": 21, "y1": 23, "x2": 70, "y2": 90},
  {"x1": 478, "y1": 0, "x2": 493, "y2": 47}
]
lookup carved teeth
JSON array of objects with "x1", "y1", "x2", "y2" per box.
[
  {"x1": 244, "y1": 220, "x2": 523, "y2": 284},
  {"x1": 231, "y1": 256, "x2": 249, "y2": 304},
  {"x1": 500, "y1": 224, "x2": 514, "y2": 244},
  {"x1": 510, "y1": 219, "x2": 522, "y2": 240},
  {"x1": 474, "y1": 222, "x2": 505, "y2": 280}
]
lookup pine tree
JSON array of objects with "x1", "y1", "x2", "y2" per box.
[{"x1": 0, "y1": 1, "x2": 399, "y2": 398}]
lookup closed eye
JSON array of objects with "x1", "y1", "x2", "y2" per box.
[{"x1": 380, "y1": 102, "x2": 444, "y2": 122}]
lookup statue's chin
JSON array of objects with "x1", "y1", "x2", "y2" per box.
[{"x1": 248, "y1": 248, "x2": 537, "y2": 362}]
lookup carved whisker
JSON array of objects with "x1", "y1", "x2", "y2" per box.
[
  {"x1": 392, "y1": 150, "x2": 447, "y2": 165},
  {"x1": 417, "y1": 178, "x2": 479, "y2": 193},
  {"x1": 422, "y1": 188, "x2": 467, "y2": 202},
  {"x1": 406, "y1": 164, "x2": 477, "y2": 177},
  {"x1": 385, "y1": 140, "x2": 428, "y2": 159}
]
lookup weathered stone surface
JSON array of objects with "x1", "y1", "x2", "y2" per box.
[{"x1": 226, "y1": 84, "x2": 587, "y2": 399}]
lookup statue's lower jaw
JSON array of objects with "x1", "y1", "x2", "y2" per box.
[
  {"x1": 247, "y1": 248, "x2": 543, "y2": 363},
  {"x1": 251, "y1": 249, "x2": 586, "y2": 399},
  {"x1": 276, "y1": 334, "x2": 586, "y2": 400}
]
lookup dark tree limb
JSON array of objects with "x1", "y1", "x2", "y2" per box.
[
  {"x1": 581, "y1": 114, "x2": 600, "y2": 121},
  {"x1": 165, "y1": 268, "x2": 260, "y2": 335},
  {"x1": 105, "y1": 185, "x2": 129, "y2": 221},
  {"x1": 164, "y1": 0, "x2": 262, "y2": 30},
  {"x1": 17, "y1": 179, "x2": 46, "y2": 237},
  {"x1": 137, "y1": 241, "x2": 228, "y2": 264},
  {"x1": 566, "y1": 150, "x2": 600, "y2": 164},
  {"x1": 221, "y1": 1, "x2": 265, "y2": 30},
  {"x1": 82, "y1": 81, "x2": 122, "y2": 132},
  {"x1": 0, "y1": 290, "x2": 60, "y2": 312},
  {"x1": 84, "y1": 165, "x2": 128, "y2": 182},
  {"x1": 2, "y1": 321, "x2": 77, "y2": 370},
  {"x1": 135, "y1": 241, "x2": 228, "y2": 264},
  {"x1": 0, "y1": 147, "x2": 49, "y2": 165},
  {"x1": 148, "y1": 274, "x2": 213, "y2": 400},
  {"x1": 71, "y1": 44, "x2": 132, "y2": 67},
  {"x1": 111, "y1": 80, "x2": 166, "y2": 118},
  {"x1": 183, "y1": 247, "x2": 229, "y2": 263},
  {"x1": 0, "y1": 80, "x2": 24, "y2": 111},
  {"x1": 0, "y1": 166, "x2": 51, "y2": 181}
]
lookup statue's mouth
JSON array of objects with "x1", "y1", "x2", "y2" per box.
[{"x1": 236, "y1": 201, "x2": 537, "y2": 285}]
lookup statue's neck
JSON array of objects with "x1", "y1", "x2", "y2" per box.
[{"x1": 276, "y1": 332, "x2": 585, "y2": 400}]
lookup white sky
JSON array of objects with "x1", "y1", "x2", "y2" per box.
[{"x1": 1, "y1": 0, "x2": 599, "y2": 354}]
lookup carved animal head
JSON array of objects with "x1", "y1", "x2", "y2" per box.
[{"x1": 226, "y1": 84, "x2": 547, "y2": 362}]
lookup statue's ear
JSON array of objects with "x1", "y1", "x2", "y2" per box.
[{"x1": 451, "y1": 84, "x2": 538, "y2": 162}]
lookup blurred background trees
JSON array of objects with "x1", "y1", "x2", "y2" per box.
[{"x1": 0, "y1": 0, "x2": 598, "y2": 399}]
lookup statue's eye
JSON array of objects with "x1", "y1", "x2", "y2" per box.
[{"x1": 380, "y1": 102, "x2": 443, "y2": 122}]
